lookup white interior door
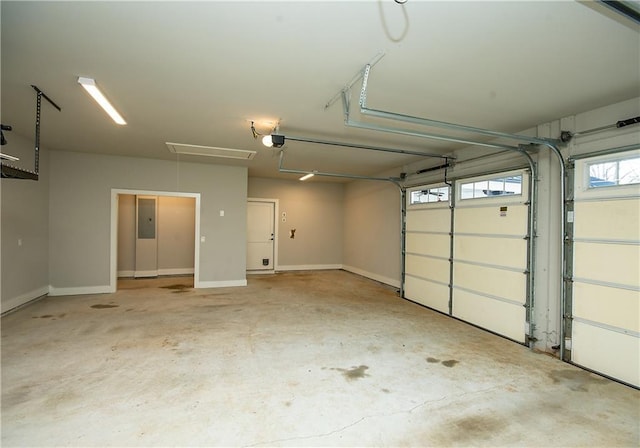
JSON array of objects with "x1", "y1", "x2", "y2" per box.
[
  {"x1": 247, "y1": 201, "x2": 275, "y2": 271},
  {"x1": 135, "y1": 195, "x2": 158, "y2": 277},
  {"x1": 570, "y1": 151, "x2": 640, "y2": 387}
]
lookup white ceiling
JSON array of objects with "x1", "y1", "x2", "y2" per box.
[{"x1": 2, "y1": 1, "x2": 639, "y2": 181}]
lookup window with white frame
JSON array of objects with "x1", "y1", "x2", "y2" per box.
[
  {"x1": 460, "y1": 175, "x2": 522, "y2": 200},
  {"x1": 409, "y1": 186, "x2": 450, "y2": 205},
  {"x1": 587, "y1": 155, "x2": 640, "y2": 188}
]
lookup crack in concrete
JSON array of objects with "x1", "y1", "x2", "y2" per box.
[
  {"x1": 244, "y1": 383, "x2": 510, "y2": 447},
  {"x1": 243, "y1": 395, "x2": 448, "y2": 447}
]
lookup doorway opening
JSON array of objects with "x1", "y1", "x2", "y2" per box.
[{"x1": 110, "y1": 189, "x2": 201, "y2": 292}]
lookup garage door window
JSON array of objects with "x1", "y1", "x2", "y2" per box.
[
  {"x1": 587, "y1": 155, "x2": 640, "y2": 188},
  {"x1": 460, "y1": 175, "x2": 522, "y2": 200},
  {"x1": 410, "y1": 186, "x2": 450, "y2": 205}
]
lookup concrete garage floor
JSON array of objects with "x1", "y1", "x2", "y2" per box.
[{"x1": 1, "y1": 271, "x2": 638, "y2": 447}]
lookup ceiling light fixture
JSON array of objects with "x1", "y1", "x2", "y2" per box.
[
  {"x1": 262, "y1": 134, "x2": 285, "y2": 148},
  {"x1": 77, "y1": 77, "x2": 126, "y2": 125},
  {"x1": 251, "y1": 121, "x2": 285, "y2": 148},
  {"x1": 299, "y1": 172, "x2": 315, "y2": 181}
]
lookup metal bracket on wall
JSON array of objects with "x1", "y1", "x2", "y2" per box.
[{"x1": 1, "y1": 85, "x2": 61, "y2": 180}]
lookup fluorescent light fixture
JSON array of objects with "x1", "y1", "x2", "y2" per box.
[
  {"x1": 77, "y1": 77, "x2": 126, "y2": 125},
  {"x1": 299, "y1": 172, "x2": 315, "y2": 181},
  {"x1": 0, "y1": 152, "x2": 19, "y2": 161}
]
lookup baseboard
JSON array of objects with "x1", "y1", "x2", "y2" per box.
[
  {"x1": 1, "y1": 286, "x2": 49, "y2": 314},
  {"x1": 341, "y1": 265, "x2": 401, "y2": 288},
  {"x1": 134, "y1": 270, "x2": 158, "y2": 278},
  {"x1": 158, "y1": 268, "x2": 194, "y2": 276},
  {"x1": 49, "y1": 285, "x2": 114, "y2": 297},
  {"x1": 119, "y1": 268, "x2": 194, "y2": 278},
  {"x1": 276, "y1": 264, "x2": 343, "y2": 272},
  {"x1": 196, "y1": 279, "x2": 247, "y2": 288}
]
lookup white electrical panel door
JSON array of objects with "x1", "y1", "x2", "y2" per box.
[
  {"x1": 247, "y1": 201, "x2": 275, "y2": 271},
  {"x1": 570, "y1": 151, "x2": 640, "y2": 387},
  {"x1": 451, "y1": 171, "x2": 530, "y2": 343},
  {"x1": 404, "y1": 185, "x2": 452, "y2": 313}
]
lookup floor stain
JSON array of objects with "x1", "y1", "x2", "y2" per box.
[
  {"x1": 381, "y1": 388, "x2": 391, "y2": 393},
  {"x1": 33, "y1": 315, "x2": 53, "y2": 319},
  {"x1": 161, "y1": 284, "x2": 191, "y2": 290},
  {"x1": 442, "y1": 359, "x2": 459, "y2": 368},
  {"x1": 443, "y1": 415, "x2": 503, "y2": 444},
  {"x1": 90, "y1": 304, "x2": 119, "y2": 309},
  {"x1": 426, "y1": 357, "x2": 440, "y2": 363},
  {"x1": 548, "y1": 369, "x2": 608, "y2": 392},
  {"x1": 332, "y1": 365, "x2": 370, "y2": 381},
  {"x1": 172, "y1": 289, "x2": 189, "y2": 294}
]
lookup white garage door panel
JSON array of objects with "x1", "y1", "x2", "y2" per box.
[
  {"x1": 406, "y1": 208, "x2": 451, "y2": 233},
  {"x1": 405, "y1": 276, "x2": 449, "y2": 313},
  {"x1": 575, "y1": 200, "x2": 640, "y2": 240},
  {"x1": 572, "y1": 321, "x2": 639, "y2": 387},
  {"x1": 455, "y1": 205, "x2": 528, "y2": 236},
  {"x1": 573, "y1": 282, "x2": 639, "y2": 332},
  {"x1": 574, "y1": 242, "x2": 639, "y2": 286},
  {"x1": 454, "y1": 263, "x2": 526, "y2": 305},
  {"x1": 454, "y1": 236, "x2": 526, "y2": 268},
  {"x1": 452, "y1": 289, "x2": 526, "y2": 342},
  {"x1": 405, "y1": 254, "x2": 450, "y2": 283},
  {"x1": 406, "y1": 233, "x2": 450, "y2": 257}
]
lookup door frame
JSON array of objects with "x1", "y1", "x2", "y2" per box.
[
  {"x1": 247, "y1": 198, "x2": 279, "y2": 273},
  {"x1": 110, "y1": 189, "x2": 201, "y2": 292}
]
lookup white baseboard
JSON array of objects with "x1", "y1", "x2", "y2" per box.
[
  {"x1": 134, "y1": 270, "x2": 159, "y2": 278},
  {"x1": 1, "y1": 286, "x2": 49, "y2": 314},
  {"x1": 119, "y1": 268, "x2": 194, "y2": 278},
  {"x1": 158, "y1": 268, "x2": 194, "y2": 276},
  {"x1": 49, "y1": 285, "x2": 114, "y2": 297},
  {"x1": 196, "y1": 279, "x2": 247, "y2": 288},
  {"x1": 342, "y1": 265, "x2": 401, "y2": 288},
  {"x1": 276, "y1": 264, "x2": 342, "y2": 272}
]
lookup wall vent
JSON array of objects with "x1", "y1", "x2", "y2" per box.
[{"x1": 166, "y1": 142, "x2": 256, "y2": 160}]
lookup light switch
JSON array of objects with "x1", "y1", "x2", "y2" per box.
[
  {"x1": 200, "y1": 236, "x2": 206, "y2": 243},
  {"x1": 220, "y1": 210, "x2": 225, "y2": 217}
]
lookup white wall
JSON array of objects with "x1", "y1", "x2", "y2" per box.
[
  {"x1": 0, "y1": 134, "x2": 50, "y2": 312},
  {"x1": 157, "y1": 195, "x2": 195, "y2": 274},
  {"x1": 117, "y1": 194, "x2": 136, "y2": 274},
  {"x1": 49, "y1": 151, "x2": 247, "y2": 294},
  {"x1": 343, "y1": 180, "x2": 402, "y2": 288},
  {"x1": 247, "y1": 177, "x2": 344, "y2": 270}
]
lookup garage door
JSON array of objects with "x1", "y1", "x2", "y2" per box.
[
  {"x1": 569, "y1": 150, "x2": 640, "y2": 387},
  {"x1": 404, "y1": 185, "x2": 451, "y2": 314},
  {"x1": 452, "y1": 172, "x2": 529, "y2": 343},
  {"x1": 404, "y1": 171, "x2": 530, "y2": 343}
]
